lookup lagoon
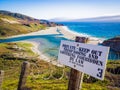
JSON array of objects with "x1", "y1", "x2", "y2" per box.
[{"x1": 0, "y1": 34, "x2": 67, "y2": 59}]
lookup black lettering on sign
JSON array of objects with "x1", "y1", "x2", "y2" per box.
[
  {"x1": 97, "y1": 68, "x2": 103, "y2": 78},
  {"x1": 79, "y1": 47, "x2": 90, "y2": 53},
  {"x1": 98, "y1": 51, "x2": 102, "y2": 56},
  {"x1": 70, "y1": 46, "x2": 75, "y2": 50},
  {"x1": 69, "y1": 56, "x2": 74, "y2": 62},
  {"x1": 91, "y1": 50, "x2": 102, "y2": 56},
  {"x1": 89, "y1": 54, "x2": 98, "y2": 59},
  {"x1": 62, "y1": 44, "x2": 69, "y2": 50},
  {"x1": 75, "y1": 55, "x2": 84, "y2": 64}
]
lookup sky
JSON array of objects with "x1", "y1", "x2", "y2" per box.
[{"x1": 0, "y1": 0, "x2": 120, "y2": 19}]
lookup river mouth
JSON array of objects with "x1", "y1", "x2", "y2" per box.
[{"x1": 0, "y1": 34, "x2": 67, "y2": 59}]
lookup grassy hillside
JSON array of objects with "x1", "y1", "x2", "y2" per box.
[
  {"x1": 0, "y1": 10, "x2": 38, "y2": 21},
  {"x1": 0, "y1": 14, "x2": 46, "y2": 37},
  {"x1": 0, "y1": 10, "x2": 62, "y2": 38}
]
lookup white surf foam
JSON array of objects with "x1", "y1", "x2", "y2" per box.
[{"x1": 62, "y1": 26, "x2": 106, "y2": 43}]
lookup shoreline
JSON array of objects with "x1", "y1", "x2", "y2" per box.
[
  {"x1": 23, "y1": 41, "x2": 49, "y2": 60},
  {"x1": 59, "y1": 26, "x2": 105, "y2": 44},
  {"x1": 22, "y1": 41, "x2": 63, "y2": 67}
]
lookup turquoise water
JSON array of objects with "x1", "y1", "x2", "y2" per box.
[
  {"x1": 28, "y1": 35, "x2": 68, "y2": 58},
  {"x1": 0, "y1": 34, "x2": 67, "y2": 58},
  {"x1": 0, "y1": 34, "x2": 61, "y2": 43}
]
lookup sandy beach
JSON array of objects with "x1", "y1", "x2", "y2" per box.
[
  {"x1": 7, "y1": 27, "x2": 61, "y2": 38},
  {"x1": 58, "y1": 26, "x2": 103, "y2": 44}
]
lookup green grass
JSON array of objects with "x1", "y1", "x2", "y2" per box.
[
  {"x1": 0, "y1": 43, "x2": 120, "y2": 90},
  {"x1": 1, "y1": 58, "x2": 120, "y2": 90},
  {"x1": 0, "y1": 14, "x2": 46, "y2": 37},
  {"x1": 0, "y1": 42, "x2": 34, "y2": 56},
  {"x1": 107, "y1": 60, "x2": 120, "y2": 68}
]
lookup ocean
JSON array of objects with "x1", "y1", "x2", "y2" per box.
[
  {"x1": 0, "y1": 22, "x2": 120, "y2": 60},
  {"x1": 58, "y1": 22, "x2": 120, "y2": 39}
]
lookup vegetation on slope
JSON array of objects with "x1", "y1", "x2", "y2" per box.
[
  {"x1": 0, "y1": 10, "x2": 63, "y2": 38},
  {"x1": 0, "y1": 13, "x2": 46, "y2": 37},
  {"x1": 0, "y1": 10, "x2": 37, "y2": 21},
  {"x1": 0, "y1": 42, "x2": 120, "y2": 90}
]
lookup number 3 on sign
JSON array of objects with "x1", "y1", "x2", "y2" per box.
[{"x1": 97, "y1": 68, "x2": 103, "y2": 78}]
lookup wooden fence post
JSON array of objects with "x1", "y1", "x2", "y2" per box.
[
  {"x1": 18, "y1": 61, "x2": 30, "y2": 90},
  {"x1": 0, "y1": 70, "x2": 4, "y2": 89},
  {"x1": 68, "y1": 37, "x2": 88, "y2": 90}
]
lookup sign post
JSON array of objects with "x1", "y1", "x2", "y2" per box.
[
  {"x1": 18, "y1": 61, "x2": 30, "y2": 90},
  {"x1": 0, "y1": 70, "x2": 4, "y2": 90},
  {"x1": 58, "y1": 37, "x2": 109, "y2": 90},
  {"x1": 68, "y1": 37, "x2": 88, "y2": 90}
]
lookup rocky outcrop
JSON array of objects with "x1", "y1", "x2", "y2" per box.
[
  {"x1": 102, "y1": 36, "x2": 120, "y2": 52},
  {"x1": 40, "y1": 20, "x2": 63, "y2": 27}
]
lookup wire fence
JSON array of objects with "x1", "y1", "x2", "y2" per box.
[{"x1": 0, "y1": 52, "x2": 120, "y2": 90}]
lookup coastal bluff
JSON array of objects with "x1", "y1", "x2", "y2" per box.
[
  {"x1": 102, "y1": 36, "x2": 120, "y2": 52},
  {"x1": 0, "y1": 10, "x2": 62, "y2": 37}
]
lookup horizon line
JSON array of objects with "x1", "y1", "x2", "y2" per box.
[{"x1": 0, "y1": 10, "x2": 120, "y2": 20}]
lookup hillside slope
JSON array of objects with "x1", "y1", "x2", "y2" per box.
[{"x1": 0, "y1": 10, "x2": 59, "y2": 37}]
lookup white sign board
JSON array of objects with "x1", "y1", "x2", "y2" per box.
[{"x1": 58, "y1": 40, "x2": 109, "y2": 80}]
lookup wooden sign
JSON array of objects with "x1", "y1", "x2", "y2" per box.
[{"x1": 58, "y1": 40, "x2": 109, "y2": 80}]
